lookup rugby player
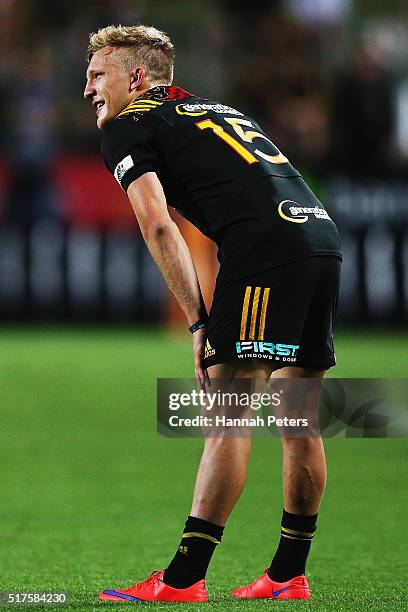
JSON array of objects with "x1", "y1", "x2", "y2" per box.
[{"x1": 84, "y1": 25, "x2": 342, "y2": 603}]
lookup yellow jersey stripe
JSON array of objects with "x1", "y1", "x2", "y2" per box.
[
  {"x1": 240, "y1": 286, "x2": 252, "y2": 340},
  {"x1": 122, "y1": 107, "x2": 158, "y2": 112},
  {"x1": 117, "y1": 110, "x2": 139, "y2": 117},
  {"x1": 258, "y1": 287, "x2": 270, "y2": 341},
  {"x1": 133, "y1": 99, "x2": 162, "y2": 104},
  {"x1": 125, "y1": 100, "x2": 162, "y2": 109},
  {"x1": 121, "y1": 104, "x2": 162, "y2": 111},
  {"x1": 129, "y1": 101, "x2": 162, "y2": 106},
  {"x1": 117, "y1": 108, "x2": 159, "y2": 117},
  {"x1": 249, "y1": 287, "x2": 261, "y2": 340},
  {"x1": 118, "y1": 100, "x2": 163, "y2": 116},
  {"x1": 123, "y1": 104, "x2": 162, "y2": 111}
]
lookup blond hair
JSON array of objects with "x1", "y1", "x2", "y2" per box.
[{"x1": 86, "y1": 24, "x2": 174, "y2": 84}]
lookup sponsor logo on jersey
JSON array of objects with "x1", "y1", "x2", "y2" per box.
[
  {"x1": 175, "y1": 103, "x2": 243, "y2": 117},
  {"x1": 114, "y1": 155, "x2": 134, "y2": 185},
  {"x1": 235, "y1": 341, "x2": 299, "y2": 361},
  {"x1": 204, "y1": 339, "x2": 216, "y2": 359},
  {"x1": 278, "y1": 200, "x2": 331, "y2": 224}
]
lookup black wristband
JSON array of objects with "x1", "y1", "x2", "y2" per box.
[{"x1": 189, "y1": 319, "x2": 208, "y2": 334}]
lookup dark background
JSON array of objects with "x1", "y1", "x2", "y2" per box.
[{"x1": 1, "y1": 0, "x2": 408, "y2": 325}]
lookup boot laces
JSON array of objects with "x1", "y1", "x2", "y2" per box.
[{"x1": 145, "y1": 570, "x2": 162, "y2": 585}]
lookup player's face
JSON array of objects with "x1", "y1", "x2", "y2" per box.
[{"x1": 84, "y1": 47, "x2": 134, "y2": 129}]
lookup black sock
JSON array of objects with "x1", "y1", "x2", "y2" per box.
[
  {"x1": 163, "y1": 516, "x2": 224, "y2": 588},
  {"x1": 267, "y1": 510, "x2": 317, "y2": 582}
]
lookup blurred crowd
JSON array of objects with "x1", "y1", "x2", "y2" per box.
[
  {"x1": 1, "y1": 0, "x2": 408, "y2": 225},
  {"x1": 0, "y1": 0, "x2": 407, "y2": 323}
]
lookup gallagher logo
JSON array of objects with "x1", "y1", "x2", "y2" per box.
[
  {"x1": 278, "y1": 200, "x2": 331, "y2": 224},
  {"x1": 175, "y1": 103, "x2": 243, "y2": 117},
  {"x1": 175, "y1": 103, "x2": 207, "y2": 117}
]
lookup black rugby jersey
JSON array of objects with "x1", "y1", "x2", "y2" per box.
[{"x1": 101, "y1": 85, "x2": 341, "y2": 278}]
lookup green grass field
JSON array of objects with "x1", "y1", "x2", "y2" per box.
[{"x1": 0, "y1": 328, "x2": 407, "y2": 611}]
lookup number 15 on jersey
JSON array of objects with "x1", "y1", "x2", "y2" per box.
[{"x1": 196, "y1": 117, "x2": 288, "y2": 166}]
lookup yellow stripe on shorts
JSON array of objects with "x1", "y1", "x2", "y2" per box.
[
  {"x1": 258, "y1": 288, "x2": 270, "y2": 340},
  {"x1": 240, "y1": 286, "x2": 252, "y2": 340},
  {"x1": 249, "y1": 287, "x2": 261, "y2": 340}
]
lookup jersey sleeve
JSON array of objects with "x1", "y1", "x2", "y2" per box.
[{"x1": 100, "y1": 118, "x2": 160, "y2": 192}]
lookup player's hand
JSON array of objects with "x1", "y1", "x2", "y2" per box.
[{"x1": 192, "y1": 327, "x2": 210, "y2": 389}]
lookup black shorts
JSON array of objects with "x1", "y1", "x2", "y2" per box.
[{"x1": 203, "y1": 256, "x2": 341, "y2": 370}]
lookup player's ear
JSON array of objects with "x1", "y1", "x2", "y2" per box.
[{"x1": 130, "y1": 67, "x2": 146, "y2": 92}]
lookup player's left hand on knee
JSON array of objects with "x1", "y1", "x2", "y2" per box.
[{"x1": 193, "y1": 327, "x2": 209, "y2": 389}]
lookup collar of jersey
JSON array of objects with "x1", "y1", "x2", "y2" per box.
[
  {"x1": 139, "y1": 84, "x2": 194, "y2": 102},
  {"x1": 117, "y1": 85, "x2": 194, "y2": 120}
]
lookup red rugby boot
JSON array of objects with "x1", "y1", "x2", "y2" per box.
[
  {"x1": 232, "y1": 570, "x2": 311, "y2": 600},
  {"x1": 98, "y1": 570, "x2": 207, "y2": 603}
]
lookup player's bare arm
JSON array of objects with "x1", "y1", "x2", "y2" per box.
[{"x1": 126, "y1": 171, "x2": 208, "y2": 383}]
